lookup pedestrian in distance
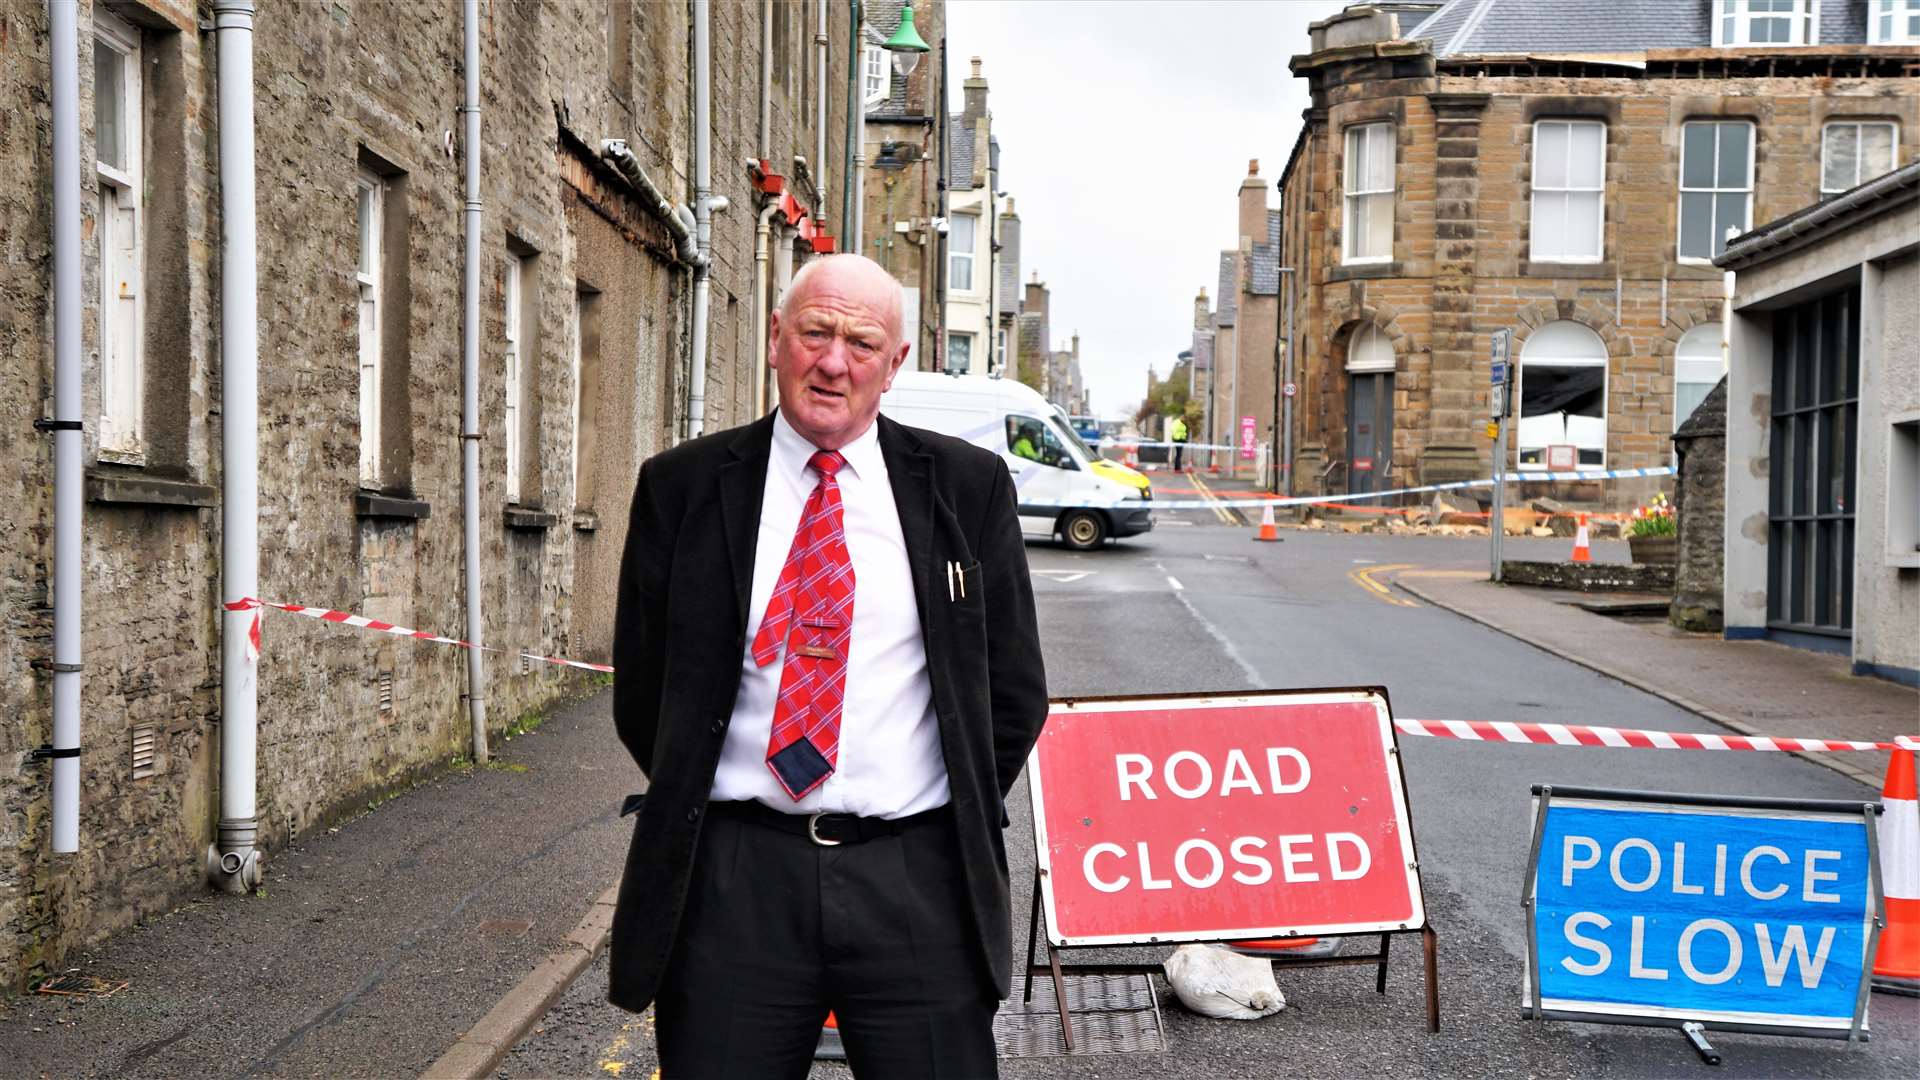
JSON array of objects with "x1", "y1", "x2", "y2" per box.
[
  {"x1": 1168, "y1": 412, "x2": 1189, "y2": 471},
  {"x1": 608, "y1": 253, "x2": 1050, "y2": 1079}
]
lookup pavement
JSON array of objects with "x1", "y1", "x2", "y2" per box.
[{"x1": 3, "y1": 479, "x2": 1915, "y2": 1079}]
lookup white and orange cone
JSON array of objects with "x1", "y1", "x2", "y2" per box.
[
  {"x1": 1570, "y1": 512, "x2": 1592, "y2": 564},
  {"x1": 1254, "y1": 503, "x2": 1280, "y2": 542},
  {"x1": 1873, "y1": 739, "x2": 1920, "y2": 994}
]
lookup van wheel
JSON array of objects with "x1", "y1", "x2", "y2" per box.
[{"x1": 1060, "y1": 510, "x2": 1107, "y2": 551}]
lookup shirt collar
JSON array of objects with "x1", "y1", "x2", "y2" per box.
[{"x1": 771, "y1": 409, "x2": 885, "y2": 484}]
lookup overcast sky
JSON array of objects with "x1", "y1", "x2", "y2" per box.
[{"x1": 944, "y1": 0, "x2": 1352, "y2": 418}]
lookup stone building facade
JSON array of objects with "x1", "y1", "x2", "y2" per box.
[
  {"x1": 1278, "y1": 0, "x2": 1918, "y2": 506},
  {"x1": 2, "y1": 0, "x2": 856, "y2": 988},
  {"x1": 859, "y1": 0, "x2": 946, "y2": 369}
]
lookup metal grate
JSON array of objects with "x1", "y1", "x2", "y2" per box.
[
  {"x1": 37, "y1": 973, "x2": 128, "y2": 998},
  {"x1": 377, "y1": 671, "x2": 394, "y2": 712},
  {"x1": 993, "y1": 974, "x2": 1165, "y2": 1059},
  {"x1": 129, "y1": 724, "x2": 157, "y2": 780}
]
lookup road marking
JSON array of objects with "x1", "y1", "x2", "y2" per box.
[
  {"x1": 1348, "y1": 563, "x2": 1421, "y2": 608},
  {"x1": 1033, "y1": 569, "x2": 1092, "y2": 584},
  {"x1": 1160, "y1": 519, "x2": 1194, "y2": 527},
  {"x1": 1185, "y1": 471, "x2": 1242, "y2": 525},
  {"x1": 1352, "y1": 559, "x2": 1376, "y2": 565},
  {"x1": 1166, "y1": 576, "x2": 1184, "y2": 591}
]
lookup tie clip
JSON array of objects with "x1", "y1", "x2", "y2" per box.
[{"x1": 794, "y1": 644, "x2": 839, "y2": 661}]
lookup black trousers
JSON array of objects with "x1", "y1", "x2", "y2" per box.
[
  {"x1": 1172, "y1": 442, "x2": 1185, "y2": 470},
  {"x1": 655, "y1": 805, "x2": 999, "y2": 1079}
]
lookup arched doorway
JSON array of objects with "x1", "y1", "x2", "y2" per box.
[{"x1": 1345, "y1": 324, "x2": 1395, "y2": 495}]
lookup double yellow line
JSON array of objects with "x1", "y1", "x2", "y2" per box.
[
  {"x1": 1349, "y1": 563, "x2": 1421, "y2": 608},
  {"x1": 1186, "y1": 471, "x2": 1246, "y2": 526}
]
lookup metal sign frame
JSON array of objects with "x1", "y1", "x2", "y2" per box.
[
  {"x1": 1023, "y1": 687, "x2": 1440, "y2": 1049},
  {"x1": 1521, "y1": 784, "x2": 1885, "y2": 1046}
]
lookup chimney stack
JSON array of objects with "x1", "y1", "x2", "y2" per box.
[{"x1": 1239, "y1": 161, "x2": 1270, "y2": 248}]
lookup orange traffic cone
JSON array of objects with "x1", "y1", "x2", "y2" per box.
[
  {"x1": 1873, "y1": 739, "x2": 1920, "y2": 993},
  {"x1": 815, "y1": 1011, "x2": 846, "y2": 1060},
  {"x1": 1254, "y1": 503, "x2": 1280, "y2": 542},
  {"x1": 1570, "y1": 513, "x2": 1592, "y2": 564}
]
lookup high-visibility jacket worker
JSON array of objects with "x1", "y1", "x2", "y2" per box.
[{"x1": 1168, "y1": 415, "x2": 1189, "y2": 471}]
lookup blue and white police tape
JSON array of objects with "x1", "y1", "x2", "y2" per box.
[{"x1": 1052, "y1": 465, "x2": 1675, "y2": 512}]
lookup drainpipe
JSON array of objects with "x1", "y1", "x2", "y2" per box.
[
  {"x1": 599, "y1": 142, "x2": 699, "y2": 265},
  {"x1": 754, "y1": 200, "x2": 783, "y2": 414},
  {"x1": 816, "y1": 0, "x2": 828, "y2": 232},
  {"x1": 460, "y1": 0, "x2": 487, "y2": 765},
  {"x1": 842, "y1": 1, "x2": 863, "y2": 234},
  {"x1": 690, "y1": 0, "x2": 718, "y2": 440},
  {"x1": 45, "y1": 0, "x2": 82, "y2": 855},
  {"x1": 758, "y1": 0, "x2": 771, "y2": 161},
  {"x1": 1281, "y1": 267, "x2": 1297, "y2": 496},
  {"x1": 210, "y1": 0, "x2": 261, "y2": 893}
]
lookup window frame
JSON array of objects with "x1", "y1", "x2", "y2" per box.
[
  {"x1": 1529, "y1": 119, "x2": 1608, "y2": 264},
  {"x1": 948, "y1": 213, "x2": 977, "y2": 292},
  {"x1": 1517, "y1": 321, "x2": 1610, "y2": 471},
  {"x1": 1342, "y1": 123, "x2": 1395, "y2": 266},
  {"x1": 1674, "y1": 323, "x2": 1724, "y2": 435},
  {"x1": 1676, "y1": 120, "x2": 1756, "y2": 264},
  {"x1": 504, "y1": 251, "x2": 525, "y2": 504},
  {"x1": 863, "y1": 45, "x2": 887, "y2": 107},
  {"x1": 1820, "y1": 120, "x2": 1899, "y2": 195},
  {"x1": 1871, "y1": 0, "x2": 1920, "y2": 43},
  {"x1": 1711, "y1": 0, "x2": 1819, "y2": 47},
  {"x1": 357, "y1": 168, "x2": 385, "y2": 488},
  {"x1": 95, "y1": 10, "x2": 144, "y2": 462},
  {"x1": 947, "y1": 331, "x2": 973, "y2": 375}
]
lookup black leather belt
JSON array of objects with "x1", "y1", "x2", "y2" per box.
[{"x1": 708, "y1": 799, "x2": 952, "y2": 847}]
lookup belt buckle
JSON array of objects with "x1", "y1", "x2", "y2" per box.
[{"x1": 806, "y1": 812, "x2": 842, "y2": 847}]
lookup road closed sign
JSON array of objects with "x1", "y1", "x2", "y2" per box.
[
  {"x1": 1028, "y1": 690, "x2": 1425, "y2": 946},
  {"x1": 1524, "y1": 787, "x2": 1883, "y2": 1039}
]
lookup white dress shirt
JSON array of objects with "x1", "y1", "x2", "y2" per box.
[{"x1": 712, "y1": 411, "x2": 949, "y2": 818}]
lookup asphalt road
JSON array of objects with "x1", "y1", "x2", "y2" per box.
[{"x1": 501, "y1": 504, "x2": 1919, "y2": 1079}]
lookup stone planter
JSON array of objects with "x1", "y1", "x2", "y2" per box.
[{"x1": 1629, "y1": 534, "x2": 1678, "y2": 566}]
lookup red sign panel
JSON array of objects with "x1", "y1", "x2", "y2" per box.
[
  {"x1": 1353, "y1": 457, "x2": 1374, "y2": 472},
  {"x1": 1029, "y1": 691, "x2": 1425, "y2": 946},
  {"x1": 1239, "y1": 416, "x2": 1257, "y2": 460}
]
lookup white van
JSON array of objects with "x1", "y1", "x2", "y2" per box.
[{"x1": 880, "y1": 371, "x2": 1153, "y2": 550}]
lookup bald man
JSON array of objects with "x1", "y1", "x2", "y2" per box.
[{"x1": 609, "y1": 255, "x2": 1048, "y2": 1078}]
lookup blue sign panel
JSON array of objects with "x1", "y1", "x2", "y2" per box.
[
  {"x1": 1527, "y1": 795, "x2": 1877, "y2": 1033},
  {"x1": 1492, "y1": 360, "x2": 1508, "y2": 386}
]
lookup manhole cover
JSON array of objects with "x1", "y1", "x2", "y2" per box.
[
  {"x1": 993, "y1": 974, "x2": 1165, "y2": 1059},
  {"x1": 36, "y1": 974, "x2": 128, "y2": 998}
]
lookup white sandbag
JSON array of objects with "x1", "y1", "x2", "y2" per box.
[{"x1": 1163, "y1": 943, "x2": 1286, "y2": 1020}]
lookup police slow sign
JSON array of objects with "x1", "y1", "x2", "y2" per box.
[
  {"x1": 1524, "y1": 787, "x2": 1883, "y2": 1040},
  {"x1": 1028, "y1": 690, "x2": 1425, "y2": 946}
]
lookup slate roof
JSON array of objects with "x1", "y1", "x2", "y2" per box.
[
  {"x1": 948, "y1": 115, "x2": 976, "y2": 189},
  {"x1": 1415, "y1": 0, "x2": 1868, "y2": 57},
  {"x1": 1249, "y1": 209, "x2": 1282, "y2": 295},
  {"x1": 1214, "y1": 253, "x2": 1237, "y2": 325}
]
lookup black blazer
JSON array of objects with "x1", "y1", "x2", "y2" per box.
[{"x1": 606, "y1": 412, "x2": 1049, "y2": 1013}]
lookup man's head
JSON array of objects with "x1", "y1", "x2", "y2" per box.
[{"x1": 769, "y1": 254, "x2": 911, "y2": 450}]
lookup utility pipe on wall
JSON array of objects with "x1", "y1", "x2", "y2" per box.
[
  {"x1": 758, "y1": 0, "x2": 771, "y2": 161},
  {"x1": 211, "y1": 0, "x2": 261, "y2": 892},
  {"x1": 816, "y1": 0, "x2": 828, "y2": 229},
  {"x1": 842, "y1": 0, "x2": 863, "y2": 235},
  {"x1": 689, "y1": 0, "x2": 716, "y2": 440},
  {"x1": 47, "y1": 0, "x2": 83, "y2": 855},
  {"x1": 460, "y1": 0, "x2": 487, "y2": 765},
  {"x1": 754, "y1": 201, "x2": 783, "y2": 415}
]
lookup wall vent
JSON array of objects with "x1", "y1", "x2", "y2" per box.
[
  {"x1": 519, "y1": 652, "x2": 532, "y2": 676},
  {"x1": 377, "y1": 671, "x2": 394, "y2": 712},
  {"x1": 130, "y1": 724, "x2": 157, "y2": 780}
]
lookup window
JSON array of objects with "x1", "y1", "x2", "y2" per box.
[
  {"x1": 356, "y1": 168, "x2": 384, "y2": 487},
  {"x1": 1531, "y1": 120, "x2": 1606, "y2": 263},
  {"x1": 95, "y1": 12, "x2": 143, "y2": 461},
  {"x1": 1004, "y1": 415, "x2": 1077, "y2": 470},
  {"x1": 1345, "y1": 323, "x2": 1394, "y2": 373},
  {"x1": 1518, "y1": 321, "x2": 1608, "y2": 469},
  {"x1": 996, "y1": 328, "x2": 1007, "y2": 373},
  {"x1": 1821, "y1": 121, "x2": 1898, "y2": 195},
  {"x1": 948, "y1": 214, "x2": 976, "y2": 291},
  {"x1": 1712, "y1": 0, "x2": 1817, "y2": 46},
  {"x1": 1343, "y1": 123, "x2": 1394, "y2": 264},
  {"x1": 1872, "y1": 0, "x2": 1920, "y2": 43},
  {"x1": 572, "y1": 288, "x2": 601, "y2": 511},
  {"x1": 947, "y1": 332, "x2": 972, "y2": 375},
  {"x1": 1678, "y1": 121, "x2": 1753, "y2": 262},
  {"x1": 504, "y1": 252, "x2": 526, "y2": 504},
  {"x1": 1674, "y1": 323, "x2": 1723, "y2": 431},
  {"x1": 863, "y1": 45, "x2": 887, "y2": 107}
]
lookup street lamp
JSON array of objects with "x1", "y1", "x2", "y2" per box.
[{"x1": 884, "y1": 2, "x2": 931, "y2": 78}]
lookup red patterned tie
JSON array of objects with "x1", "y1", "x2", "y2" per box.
[{"x1": 751, "y1": 450, "x2": 856, "y2": 799}]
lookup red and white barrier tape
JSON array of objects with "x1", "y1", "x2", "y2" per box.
[
  {"x1": 1395, "y1": 718, "x2": 1916, "y2": 753},
  {"x1": 222, "y1": 598, "x2": 613, "y2": 673}
]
